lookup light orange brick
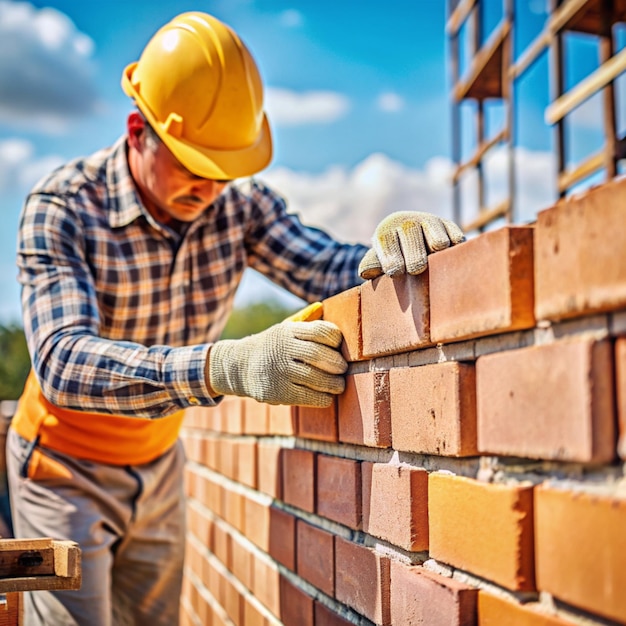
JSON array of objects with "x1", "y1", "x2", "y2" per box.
[
  {"x1": 335, "y1": 537, "x2": 391, "y2": 625},
  {"x1": 428, "y1": 473, "x2": 535, "y2": 591},
  {"x1": 230, "y1": 534, "x2": 253, "y2": 590},
  {"x1": 361, "y1": 273, "x2": 431, "y2": 358},
  {"x1": 390, "y1": 561, "x2": 477, "y2": 626},
  {"x1": 390, "y1": 362, "x2": 478, "y2": 456},
  {"x1": 534, "y1": 176, "x2": 626, "y2": 321},
  {"x1": 243, "y1": 497, "x2": 270, "y2": 551},
  {"x1": 477, "y1": 338, "x2": 615, "y2": 463},
  {"x1": 338, "y1": 372, "x2": 391, "y2": 448},
  {"x1": 252, "y1": 556, "x2": 281, "y2": 618},
  {"x1": 478, "y1": 592, "x2": 577, "y2": 625},
  {"x1": 316, "y1": 455, "x2": 361, "y2": 529},
  {"x1": 257, "y1": 442, "x2": 282, "y2": 499},
  {"x1": 322, "y1": 285, "x2": 364, "y2": 361},
  {"x1": 616, "y1": 338, "x2": 626, "y2": 460},
  {"x1": 237, "y1": 439, "x2": 257, "y2": 488},
  {"x1": 362, "y1": 462, "x2": 428, "y2": 552},
  {"x1": 535, "y1": 484, "x2": 626, "y2": 623},
  {"x1": 242, "y1": 397, "x2": 269, "y2": 435},
  {"x1": 297, "y1": 401, "x2": 338, "y2": 442},
  {"x1": 267, "y1": 404, "x2": 297, "y2": 436},
  {"x1": 429, "y1": 226, "x2": 535, "y2": 343}
]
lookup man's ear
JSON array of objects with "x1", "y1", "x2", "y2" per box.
[{"x1": 127, "y1": 112, "x2": 146, "y2": 150}]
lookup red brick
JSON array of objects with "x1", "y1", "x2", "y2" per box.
[
  {"x1": 279, "y1": 576, "x2": 314, "y2": 626},
  {"x1": 282, "y1": 448, "x2": 316, "y2": 513},
  {"x1": 477, "y1": 338, "x2": 615, "y2": 463},
  {"x1": 268, "y1": 404, "x2": 297, "y2": 435},
  {"x1": 338, "y1": 372, "x2": 391, "y2": 448},
  {"x1": 361, "y1": 273, "x2": 431, "y2": 358},
  {"x1": 253, "y1": 556, "x2": 281, "y2": 617},
  {"x1": 362, "y1": 462, "x2": 428, "y2": 551},
  {"x1": 535, "y1": 484, "x2": 626, "y2": 623},
  {"x1": 390, "y1": 561, "x2": 477, "y2": 626},
  {"x1": 478, "y1": 592, "x2": 577, "y2": 625},
  {"x1": 335, "y1": 537, "x2": 391, "y2": 625},
  {"x1": 237, "y1": 439, "x2": 257, "y2": 488},
  {"x1": 430, "y1": 226, "x2": 535, "y2": 342},
  {"x1": 268, "y1": 506, "x2": 296, "y2": 570},
  {"x1": 202, "y1": 475, "x2": 223, "y2": 517},
  {"x1": 316, "y1": 455, "x2": 361, "y2": 528},
  {"x1": 322, "y1": 285, "x2": 364, "y2": 361},
  {"x1": 616, "y1": 338, "x2": 626, "y2": 460},
  {"x1": 534, "y1": 177, "x2": 626, "y2": 321},
  {"x1": 243, "y1": 497, "x2": 270, "y2": 551},
  {"x1": 428, "y1": 473, "x2": 535, "y2": 592},
  {"x1": 390, "y1": 362, "x2": 477, "y2": 456},
  {"x1": 230, "y1": 534, "x2": 253, "y2": 590},
  {"x1": 257, "y1": 442, "x2": 282, "y2": 499},
  {"x1": 297, "y1": 401, "x2": 338, "y2": 442},
  {"x1": 242, "y1": 397, "x2": 269, "y2": 435},
  {"x1": 314, "y1": 603, "x2": 353, "y2": 626},
  {"x1": 296, "y1": 520, "x2": 335, "y2": 596}
]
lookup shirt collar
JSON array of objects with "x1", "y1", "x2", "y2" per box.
[{"x1": 105, "y1": 135, "x2": 150, "y2": 229}]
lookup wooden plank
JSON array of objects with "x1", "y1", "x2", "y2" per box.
[
  {"x1": 446, "y1": 0, "x2": 476, "y2": 36},
  {"x1": 462, "y1": 200, "x2": 510, "y2": 233},
  {"x1": 509, "y1": 30, "x2": 551, "y2": 79},
  {"x1": 454, "y1": 20, "x2": 511, "y2": 101},
  {"x1": 0, "y1": 539, "x2": 80, "y2": 593},
  {"x1": 545, "y1": 47, "x2": 626, "y2": 124},
  {"x1": 453, "y1": 129, "x2": 508, "y2": 182},
  {"x1": 550, "y1": 0, "x2": 591, "y2": 33},
  {"x1": 558, "y1": 150, "x2": 605, "y2": 192}
]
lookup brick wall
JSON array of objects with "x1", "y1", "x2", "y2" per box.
[{"x1": 179, "y1": 177, "x2": 626, "y2": 626}]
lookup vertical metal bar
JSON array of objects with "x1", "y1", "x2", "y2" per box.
[
  {"x1": 449, "y1": 0, "x2": 462, "y2": 225},
  {"x1": 504, "y1": 0, "x2": 515, "y2": 223},
  {"x1": 599, "y1": 0, "x2": 617, "y2": 180},
  {"x1": 550, "y1": 0, "x2": 567, "y2": 197},
  {"x1": 474, "y1": 1, "x2": 485, "y2": 227}
]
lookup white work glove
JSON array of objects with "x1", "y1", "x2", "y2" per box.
[
  {"x1": 208, "y1": 320, "x2": 347, "y2": 407},
  {"x1": 359, "y1": 211, "x2": 465, "y2": 279}
]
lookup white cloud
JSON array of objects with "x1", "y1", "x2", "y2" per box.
[
  {"x1": 279, "y1": 9, "x2": 303, "y2": 28},
  {"x1": 265, "y1": 87, "x2": 351, "y2": 126},
  {"x1": 0, "y1": 1, "x2": 99, "y2": 133},
  {"x1": 377, "y1": 92, "x2": 405, "y2": 113},
  {"x1": 0, "y1": 138, "x2": 63, "y2": 197}
]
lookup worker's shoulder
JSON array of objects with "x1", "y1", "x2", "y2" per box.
[
  {"x1": 29, "y1": 143, "x2": 115, "y2": 201},
  {"x1": 230, "y1": 176, "x2": 283, "y2": 201}
]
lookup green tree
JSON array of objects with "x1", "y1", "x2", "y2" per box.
[
  {"x1": 0, "y1": 324, "x2": 30, "y2": 400},
  {"x1": 220, "y1": 301, "x2": 298, "y2": 339}
]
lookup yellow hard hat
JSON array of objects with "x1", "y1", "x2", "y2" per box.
[{"x1": 121, "y1": 12, "x2": 272, "y2": 180}]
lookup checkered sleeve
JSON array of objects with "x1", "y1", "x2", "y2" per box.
[
  {"x1": 17, "y1": 192, "x2": 216, "y2": 417},
  {"x1": 242, "y1": 180, "x2": 369, "y2": 302}
]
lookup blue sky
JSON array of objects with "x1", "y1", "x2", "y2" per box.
[{"x1": 0, "y1": 0, "x2": 618, "y2": 323}]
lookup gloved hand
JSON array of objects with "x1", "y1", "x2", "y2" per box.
[
  {"x1": 208, "y1": 319, "x2": 347, "y2": 407},
  {"x1": 359, "y1": 211, "x2": 465, "y2": 279}
]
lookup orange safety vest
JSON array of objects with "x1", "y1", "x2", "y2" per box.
[{"x1": 12, "y1": 370, "x2": 185, "y2": 466}]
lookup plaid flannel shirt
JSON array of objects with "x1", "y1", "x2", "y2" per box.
[{"x1": 17, "y1": 137, "x2": 367, "y2": 417}]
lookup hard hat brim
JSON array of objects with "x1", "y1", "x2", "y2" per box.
[{"x1": 122, "y1": 63, "x2": 273, "y2": 180}]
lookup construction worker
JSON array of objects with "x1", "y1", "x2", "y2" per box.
[{"x1": 6, "y1": 12, "x2": 464, "y2": 626}]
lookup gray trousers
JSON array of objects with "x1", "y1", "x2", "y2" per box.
[{"x1": 6, "y1": 428, "x2": 186, "y2": 626}]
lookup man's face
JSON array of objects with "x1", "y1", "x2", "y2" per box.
[{"x1": 128, "y1": 114, "x2": 231, "y2": 226}]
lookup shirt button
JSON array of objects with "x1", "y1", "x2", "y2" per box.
[{"x1": 189, "y1": 396, "x2": 200, "y2": 405}]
